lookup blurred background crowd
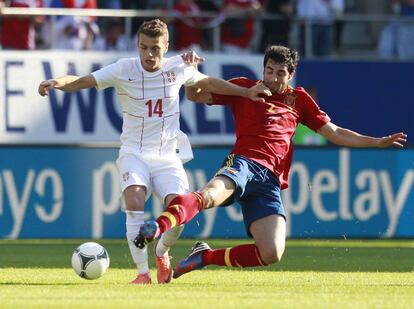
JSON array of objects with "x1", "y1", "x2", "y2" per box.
[{"x1": 0, "y1": 0, "x2": 414, "y2": 60}]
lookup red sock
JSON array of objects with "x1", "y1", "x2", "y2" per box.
[
  {"x1": 156, "y1": 192, "x2": 206, "y2": 233},
  {"x1": 202, "y1": 244, "x2": 267, "y2": 268}
]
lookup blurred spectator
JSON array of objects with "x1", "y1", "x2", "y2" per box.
[
  {"x1": 92, "y1": 17, "x2": 128, "y2": 51},
  {"x1": 0, "y1": 0, "x2": 44, "y2": 50},
  {"x1": 351, "y1": 0, "x2": 393, "y2": 47},
  {"x1": 296, "y1": 0, "x2": 345, "y2": 57},
  {"x1": 195, "y1": 0, "x2": 219, "y2": 13},
  {"x1": 259, "y1": 0, "x2": 294, "y2": 52},
  {"x1": 96, "y1": 0, "x2": 122, "y2": 30},
  {"x1": 173, "y1": 0, "x2": 203, "y2": 52},
  {"x1": 97, "y1": 0, "x2": 121, "y2": 9},
  {"x1": 47, "y1": 0, "x2": 99, "y2": 50},
  {"x1": 221, "y1": 0, "x2": 262, "y2": 53},
  {"x1": 48, "y1": 0, "x2": 97, "y2": 11},
  {"x1": 120, "y1": 0, "x2": 140, "y2": 8},
  {"x1": 378, "y1": 0, "x2": 414, "y2": 60},
  {"x1": 195, "y1": 0, "x2": 220, "y2": 50},
  {"x1": 146, "y1": 0, "x2": 168, "y2": 10},
  {"x1": 54, "y1": 15, "x2": 99, "y2": 50},
  {"x1": 120, "y1": 1, "x2": 146, "y2": 42}
]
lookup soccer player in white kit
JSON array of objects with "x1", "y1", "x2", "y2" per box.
[{"x1": 38, "y1": 19, "x2": 269, "y2": 284}]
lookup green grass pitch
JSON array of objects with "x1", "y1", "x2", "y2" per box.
[{"x1": 1, "y1": 239, "x2": 414, "y2": 308}]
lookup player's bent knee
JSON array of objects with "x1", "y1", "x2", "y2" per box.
[
  {"x1": 258, "y1": 245, "x2": 285, "y2": 265},
  {"x1": 124, "y1": 186, "x2": 146, "y2": 211},
  {"x1": 198, "y1": 188, "x2": 219, "y2": 208}
]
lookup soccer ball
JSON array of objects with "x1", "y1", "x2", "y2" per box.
[{"x1": 71, "y1": 242, "x2": 110, "y2": 280}]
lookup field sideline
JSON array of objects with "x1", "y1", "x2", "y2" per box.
[{"x1": 1, "y1": 239, "x2": 413, "y2": 308}]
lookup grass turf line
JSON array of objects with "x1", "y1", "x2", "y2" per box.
[{"x1": 0, "y1": 239, "x2": 414, "y2": 309}]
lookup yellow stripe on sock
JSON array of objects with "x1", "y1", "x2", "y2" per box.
[
  {"x1": 160, "y1": 211, "x2": 177, "y2": 228},
  {"x1": 224, "y1": 248, "x2": 232, "y2": 267}
]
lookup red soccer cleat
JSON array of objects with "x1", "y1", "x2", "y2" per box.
[
  {"x1": 154, "y1": 249, "x2": 173, "y2": 284},
  {"x1": 130, "y1": 272, "x2": 152, "y2": 285}
]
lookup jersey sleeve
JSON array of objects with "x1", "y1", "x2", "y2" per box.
[
  {"x1": 91, "y1": 60, "x2": 121, "y2": 90},
  {"x1": 210, "y1": 77, "x2": 254, "y2": 106},
  {"x1": 210, "y1": 92, "x2": 236, "y2": 106},
  {"x1": 299, "y1": 89, "x2": 331, "y2": 131},
  {"x1": 183, "y1": 63, "x2": 207, "y2": 87}
]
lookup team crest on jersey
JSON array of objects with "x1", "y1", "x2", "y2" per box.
[
  {"x1": 122, "y1": 172, "x2": 130, "y2": 182},
  {"x1": 166, "y1": 71, "x2": 176, "y2": 83},
  {"x1": 284, "y1": 92, "x2": 296, "y2": 107}
]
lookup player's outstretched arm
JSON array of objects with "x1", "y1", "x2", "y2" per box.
[
  {"x1": 181, "y1": 50, "x2": 271, "y2": 102},
  {"x1": 186, "y1": 81, "x2": 271, "y2": 104},
  {"x1": 375, "y1": 132, "x2": 407, "y2": 148},
  {"x1": 318, "y1": 122, "x2": 407, "y2": 148},
  {"x1": 38, "y1": 74, "x2": 97, "y2": 96},
  {"x1": 192, "y1": 77, "x2": 271, "y2": 102},
  {"x1": 185, "y1": 86, "x2": 212, "y2": 104}
]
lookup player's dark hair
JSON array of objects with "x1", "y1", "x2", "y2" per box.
[
  {"x1": 263, "y1": 46, "x2": 299, "y2": 74},
  {"x1": 137, "y1": 19, "x2": 169, "y2": 42}
]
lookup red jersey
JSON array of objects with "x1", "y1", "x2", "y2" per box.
[
  {"x1": 211, "y1": 77, "x2": 330, "y2": 189},
  {"x1": 173, "y1": 2, "x2": 203, "y2": 50},
  {"x1": 0, "y1": 0, "x2": 43, "y2": 49},
  {"x1": 221, "y1": 0, "x2": 258, "y2": 48},
  {"x1": 62, "y1": 0, "x2": 97, "y2": 21}
]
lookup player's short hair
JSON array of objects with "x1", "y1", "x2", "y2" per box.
[
  {"x1": 137, "y1": 19, "x2": 169, "y2": 42},
  {"x1": 263, "y1": 46, "x2": 299, "y2": 74}
]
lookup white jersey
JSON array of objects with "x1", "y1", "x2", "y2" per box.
[{"x1": 92, "y1": 55, "x2": 205, "y2": 159}]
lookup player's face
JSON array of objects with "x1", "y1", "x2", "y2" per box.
[
  {"x1": 263, "y1": 59, "x2": 294, "y2": 94},
  {"x1": 138, "y1": 33, "x2": 169, "y2": 72}
]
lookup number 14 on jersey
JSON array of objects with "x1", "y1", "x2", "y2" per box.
[{"x1": 145, "y1": 99, "x2": 163, "y2": 117}]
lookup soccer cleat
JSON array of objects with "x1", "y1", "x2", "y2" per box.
[
  {"x1": 133, "y1": 220, "x2": 160, "y2": 249},
  {"x1": 130, "y1": 272, "x2": 152, "y2": 284},
  {"x1": 173, "y1": 241, "x2": 211, "y2": 279},
  {"x1": 154, "y1": 243, "x2": 173, "y2": 284}
]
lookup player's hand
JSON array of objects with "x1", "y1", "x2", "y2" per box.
[
  {"x1": 38, "y1": 79, "x2": 57, "y2": 96},
  {"x1": 181, "y1": 50, "x2": 205, "y2": 66},
  {"x1": 247, "y1": 82, "x2": 272, "y2": 103},
  {"x1": 377, "y1": 132, "x2": 407, "y2": 148}
]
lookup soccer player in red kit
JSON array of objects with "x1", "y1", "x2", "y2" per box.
[{"x1": 134, "y1": 45, "x2": 407, "y2": 279}]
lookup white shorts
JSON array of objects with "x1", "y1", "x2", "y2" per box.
[{"x1": 116, "y1": 154, "x2": 189, "y2": 201}]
